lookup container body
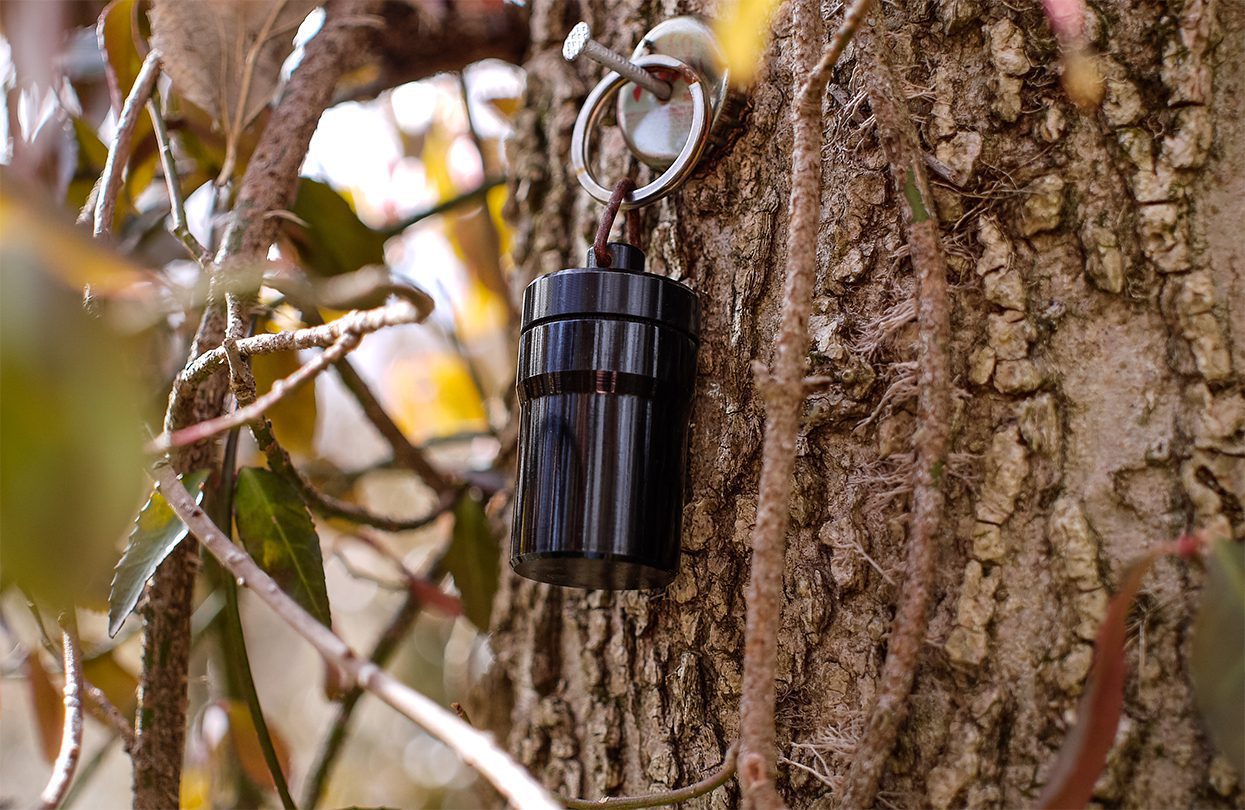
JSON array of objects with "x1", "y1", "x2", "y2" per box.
[{"x1": 510, "y1": 247, "x2": 699, "y2": 589}]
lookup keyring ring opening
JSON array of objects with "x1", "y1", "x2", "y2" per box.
[{"x1": 571, "y1": 54, "x2": 710, "y2": 211}]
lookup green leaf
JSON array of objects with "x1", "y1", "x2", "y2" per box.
[
  {"x1": 234, "y1": 467, "x2": 331, "y2": 627},
  {"x1": 442, "y1": 493, "x2": 498, "y2": 632},
  {"x1": 1191, "y1": 539, "x2": 1245, "y2": 775},
  {"x1": 286, "y1": 178, "x2": 389, "y2": 277},
  {"x1": 108, "y1": 470, "x2": 211, "y2": 637}
]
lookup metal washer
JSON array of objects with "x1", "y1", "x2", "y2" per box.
[
  {"x1": 571, "y1": 54, "x2": 712, "y2": 210},
  {"x1": 618, "y1": 16, "x2": 729, "y2": 170}
]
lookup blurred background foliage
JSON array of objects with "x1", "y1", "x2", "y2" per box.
[{"x1": 0, "y1": 0, "x2": 526, "y2": 806}]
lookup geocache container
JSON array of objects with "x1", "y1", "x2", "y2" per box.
[{"x1": 510, "y1": 243, "x2": 700, "y2": 589}]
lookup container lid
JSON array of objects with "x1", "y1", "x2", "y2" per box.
[{"x1": 521, "y1": 243, "x2": 700, "y2": 339}]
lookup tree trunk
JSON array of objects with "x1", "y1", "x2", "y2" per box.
[{"x1": 479, "y1": 0, "x2": 1244, "y2": 806}]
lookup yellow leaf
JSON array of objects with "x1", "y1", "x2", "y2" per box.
[
  {"x1": 179, "y1": 763, "x2": 213, "y2": 810},
  {"x1": 486, "y1": 182, "x2": 512, "y2": 263},
  {"x1": 250, "y1": 323, "x2": 318, "y2": 457},
  {"x1": 82, "y1": 652, "x2": 139, "y2": 720},
  {"x1": 714, "y1": 0, "x2": 783, "y2": 86},
  {"x1": 387, "y1": 351, "x2": 487, "y2": 444},
  {"x1": 455, "y1": 277, "x2": 510, "y2": 342},
  {"x1": 484, "y1": 95, "x2": 521, "y2": 120}
]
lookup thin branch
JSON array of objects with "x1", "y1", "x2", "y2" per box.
[
  {"x1": 841, "y1": 22, "x2": 952, "y2": 810},
  {"x1": 176, "y1": 300, "x2": 429, "y2": 391},
  {"x1": 151, "y1": 464, "x2": 559, "y2": 810},
  {"x1": 40, "y1": 614, "x2": 84, "y2": 810},
  {"x1": 380, "y1": 178, "x2": 505, "y2": 237},
  {"x1": 561, "y1": 744, "x2": 739, "y2": 810},
  {"x1": 738, "y1": 0, "x2": 873, "y2": 807},
  {"x1": 334, "y1": 353, "x2": 454, "y2": 493},
  {"x1": 146, "y1": 94, "x2": 209, "y2": 264},
  {"x1": 94, "y1": 50, "x2": 162, "y2": 237},
  {"x1": 61, "y1": 736, "x2": 121, "y2": 810},
  {"x1": 299, "y1": 306, "x2": 454, "y2": 493},
  {"x1": 153, "y1": 330, "x2": 361, "y2": 453},
  {"x1": 82, "y1": 683, "x2": 135, "y2": 753},
  {"x1": 307, "y1": 480, "x2": 456, "y2": 532}
]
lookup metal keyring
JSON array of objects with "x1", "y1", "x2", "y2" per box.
[{"x1": 571, "y1": 54, "x2": 711, "y2": 210}]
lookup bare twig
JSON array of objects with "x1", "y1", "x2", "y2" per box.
[
  {"x1": 82, "y1": 683, "x2": 135, "y2": 753},
  {"x1": 561, "y1": 744, "x2": 738, "y2": 810},
  {"x1": 841, "y1": 23, "x2": 952, "y2": 810},
  {"x1": 153, "y1": 330, "x2": 361, "y2": 452},
  {"x1": 94, "y1": 50, "x2": 162, "y2": 237},
  {"x1": 151, "y1": 464, "x2": 558, "y2": 810},
  {"x1": 146, "y1": 94, "x2": 209, "y2": 264},
  {"x1": 40, "y1": 614, "x2": 84, "y2": 810},
  {"x1": 176, "y1": 300, "x2": 429, "y2": 391},
  {"x1": 738, "y1": 0, "x2": 874, "y2": 807},
  {"x1": 381, "y1": 178, "x2": 505, "y2": 237},
  {"x1": 61, "y1": 736, "x2": 121, "y2": 810}
]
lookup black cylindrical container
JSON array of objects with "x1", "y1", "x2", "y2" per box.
[{"x1": 510, "y1": 243, "x2": 699, "y2": 589}]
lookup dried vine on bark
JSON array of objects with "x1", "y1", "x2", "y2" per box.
[
  {"x1": 840, "y1": 22, "x2": 952, "y2": 808},
  {"x1": 738, "y1": 0, "x2": 875, "y2": 806}
]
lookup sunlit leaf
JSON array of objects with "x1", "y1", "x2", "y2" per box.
[
  {"x1": 446, "y1": 201, "x2": 506, "y2": 300},
  {"x1": 286, "y1": 178, "x2": 389, "y2": 277},
  {"x1": 179, "y1": 762, "x2": 213, "y2": 810},
  {"x1": 387, "y1": 351, "x2": 488, "y2": 444},
  {"x1": 1191, "y1": 539, "x2": 1245, "y2": 774},
  {"x1": 714, "y1": 0, "x2": 782, "y2": 86},
  {"x1": 234, "y1": 467, "x2": 332, "y2": 626},
  {"x1": 25, "y1": 651, "x2": 63, "y2": 764},
  {"x1": 251, "y1": 324, "x2": 318, "y2": 457},
  {"x1": 441, "y1": 492, "x2": 498, "y2": 632},
  {"x1": 108, "y1": 470, "x2": 211, "y2": 637},
  {"x1": 82, "y1": 650, "x2": 140, "y2": 719},
  {"x1": 221, "y1": 699, "x2": 291, "y2": 793}
]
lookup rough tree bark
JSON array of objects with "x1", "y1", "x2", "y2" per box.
[{"x1": 479, "y1": 0, "x2": 1244, "y2": 807}]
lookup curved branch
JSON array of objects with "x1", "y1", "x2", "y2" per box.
[
  {"x1": 176, "y1": 300, "x2": 429, "y2": 390},
  {"x1": 151, "y1": 464, "x2": 559, "y2": 810},
  {"x1": 561, "y1": 744, "x2": 738, "y2": 810}
]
